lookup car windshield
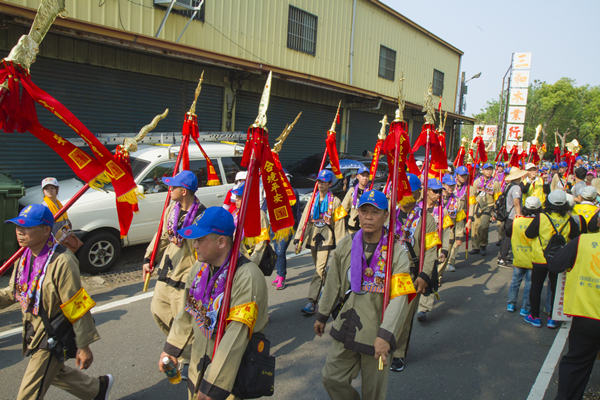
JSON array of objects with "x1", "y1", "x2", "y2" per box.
[{"x1": 130, "y1": 157, "x2": 151, "y2": 179}]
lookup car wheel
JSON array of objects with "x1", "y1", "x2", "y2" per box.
[{"x1": 78, "y1": 231, "x2": 121, "y2": 274}]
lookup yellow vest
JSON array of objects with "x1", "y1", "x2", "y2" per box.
[
  {"x1": 522, "y1": 177, "x2": 546, "y2": 205},
  {"x1": 564, "y1": 233, "x2": 600, "y2": 320},
  {"x1": 511, "y1": 216, "x2": 535, "y2": 269},
  {"x1": 573, "y1": 203, "x2": 598, "y2": 224},
  {"x1": 531, "y1": 213, "x2": 571, "y2": 264}
]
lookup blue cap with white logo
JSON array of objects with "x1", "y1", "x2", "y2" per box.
[
  {"x1": 428, "y1": 178, "x2": 442, "y2": 190},
  {"x1": 357, "y1": 164, "x2": 369, "y2": 175},
  {"x1": 551, "y1": 164, "x2": 558, "y2": 170},
  {"x1": 5, "y1": 204, "x2": 54, "y2": 228},
  {"x1": 317, "y1": 169, "x2": 333, "y2": 182},
  {"x1": 482, "y1": 163, "x2": 493, "y2": 169},
  {"x1": 178, "y1": 207, "x2": 234, "y2": 239},
  {"x1": 162, "y1": 170, "x2": 198, "y2": 192},
  {"x1": 442, "y1": 174, "x2": 456, "y2": 186},
  {"x1": 559, "y1": 161, "x2": 568, "y2": 168},
  {"x1": 496, "y1": 162, "x2": 505, "y2": 167},
  {"x1": 455, "y1": 166, "x2": 469, "y2": 176},
  {"x1": 358, "y1": 190, "x2": 388, "y2": 210},
  {"x1": 407, "y1": 173, "x2": 422, "y2": 191},
  {"x1": 576, "y1": 156, "x2": 583, "y2": 161}
]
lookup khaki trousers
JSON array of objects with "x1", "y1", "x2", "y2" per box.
[
  {"x1": 472, "y1": 212, "x2": 491, "y2": 249},
  {"x1": 322, "y1": 339, "x2": 390, "y2": 400},
  {"x1": 151, "y1": 280, "x2": 192, "y2": 363},
  {"x1": 17, "y1": 349, "x2": 99, "y2": 400},
  {"x1": 418, "y1": 256, "x2": 451, "y2": 313},
  {"x1": 394, "y1": 293, "x2": 421, "y2": 359},
  {"x1": 308, "y1": 248, "x2": 330, "y2": 303}
]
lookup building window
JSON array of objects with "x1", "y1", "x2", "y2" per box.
[
  {"x1": 155, "y1": 0, "x2": 205, "y2": 22},
  {"x1": 378, "y1": 46, "x2": 396, "y2": 81},
  {"x1": 433, "y1": 69, "x2": 444, "y2": 96},
  {"x1": 287, "y1": 6, "x2": 318, "y2": 56}
]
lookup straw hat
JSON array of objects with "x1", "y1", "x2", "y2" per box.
[
  {"x1": 591, "y1": 178, "x2": 600, "y2": 195},
  {"x1": 505, "y1": 167, "x2": 527, "y2": 181}
]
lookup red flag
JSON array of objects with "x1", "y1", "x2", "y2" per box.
[
  {"x1": 509, "y1": 144, "x2": 520, "y2": 168},
  {"x1": 241, "y1": 126, "x2": 295, "y2": 240},
  {"x1": 454, "y1": 145, "x2": 466, "y2": 167},
  {"x1": 438, "y1": 97, "x2": 442, "y2": 112},
  {"x1": 183, "y1": 113, "x2": 221, "y2": 186},
  {"x1": 382, "y1": 121, "x2": 413, "y2": 203},
  {"x1": 554, "y1": 145, "x2": 561, "y2": 164},
  {"x1": 529, "y1": 144, "x2": 540, "y2": 164},
  {"x1": 369, "y1": 138, "x2": 384, "y2": 186},
  {"x1": 326, "y1": 130, "x2": 343, "y2": 179}
]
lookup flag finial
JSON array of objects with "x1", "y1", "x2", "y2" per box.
[
  {"x1": 378, "y1": 115, "x2": 389, "y2": 140},
  {"x1": 394, "y1": 71, "x2": 405, "y2": 122},
  {"x1": 274, "y1": 112, "x2": 302, "y2": 154},
  {"x1": 330, "y1": 100, "x2": 342, "y2": 132},
  {"x1": 254, "y1": 71, "x2": 272, "y2": 128},
  {"x1": 423, "y1": 83, "x2": 436, "y2": 125},
  {"x1": 188, "y1": 71, "x2": 204, "y2": 116}
]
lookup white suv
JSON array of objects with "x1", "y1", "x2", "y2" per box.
[{"x1": 19, "y1": 141, "x2": 244, "y2": 273}]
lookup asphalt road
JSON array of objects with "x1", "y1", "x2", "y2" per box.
[{"x1": 1, "y1": 229, "x2": 600, "y2": 400}]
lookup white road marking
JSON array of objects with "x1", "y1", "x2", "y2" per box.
[
  {"x1": 527, "y1": 321, "x2": 572, "y2": 400},
  {"x1": 0, "y1": 252, "x2": 312, "y2": 341},
  {"x1": 0, "y1": 291, "x2": 155, "y2": 340}
]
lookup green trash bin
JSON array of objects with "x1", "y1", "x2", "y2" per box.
[{"x1": 0, "y1": 173, "x2": 25, "y2": 262}]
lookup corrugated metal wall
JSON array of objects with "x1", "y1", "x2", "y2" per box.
[
  {"x1": 4, "y1": 0, "x2": 459, "y2": 106},
  {"x1": 235, "y1": 91, "x2": 337, "y2": 167},
  {"x1": 347, "y1": 110, "x2": 386, "y2": 156},
  {"x1": 0, "y1": 55, "x2": 223, "y2": 187}
]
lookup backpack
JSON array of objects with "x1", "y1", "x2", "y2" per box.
[
  {"x1": 493, "y1": 183, "x2": 515, "y2": 222},
  {"x1": 540, "y1": 213, "x2": 569, "y2": 262}
]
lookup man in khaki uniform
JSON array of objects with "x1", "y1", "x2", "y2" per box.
[
  {"x1": 294, "y1": 169, "x2": 347, "y2": 315},
  {"x1": 341, "y1": 164, "x2": 370, "y2": 234},
  {"x1": 390, "y1": 174, "x2": 441, "y2": 372},
  {"x1": 468, "y1": 163, "x2": 501, "y2": 256},
  {"x1": 143, "y1": 170, "x2": 206, "y2": 367},
  {"x1": 315, "y1": 190, "x2": 415, "y2": 400},
  {"x1": 0, "y1": 204, "x2": 113, "y2": 400},
  {"x1": 453, "y1": 166, "x2": 470, "y2": 263},
  {"x1": 158, "y1": 207, "x2": 269, "y2": 400}
]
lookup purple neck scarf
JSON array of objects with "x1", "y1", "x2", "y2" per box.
[
  {"x1": 350, "y1": 228, "x2": 388, "y2": 293},
  {"x1": 352, "y1": 186, "x2": 364, "y2": 208},
  {"x1": 15, "y1": 239, "x2": 56, "y2": 315},
  {"x1": 167, "y1": 197, "x2": 200, "y2": 247},
  {"x1": 185, "y1": 252, "x2": 232, "y2": 338}
]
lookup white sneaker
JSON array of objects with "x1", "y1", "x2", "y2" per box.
[{"x1": 446, "y1": 264, "x2": 456, "y2": 272}]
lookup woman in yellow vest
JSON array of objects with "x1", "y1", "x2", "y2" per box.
[
  {"x1": 41, "y1": 177, "x2": 72, "y2": 237},
  {"x1": 524, "y1": 190, "x2": 580, "y2": 328},
  {"x1": 521, "y1": 163, "x2": 548, "y2": 206},
  {"x1": 507, "y1": 196, "x2": 542, "y2": 316},
  {"x1": 548, "y1": 231, "x2": 600, "y2": 400},
  {"x1": 573, "y1": 186, "x2": 598, "y2": 228}
]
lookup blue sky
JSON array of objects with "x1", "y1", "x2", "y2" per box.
[{"x1": 384, "y1": 0, "x2": 599, "y2": 118}]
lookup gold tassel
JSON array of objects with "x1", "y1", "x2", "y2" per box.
[
  {"x1": 206, "y1": 179, "x2": 220, "y2": 186},
  {"x1": 399, "y1": 195, "x2": 415, "y2": 206},
  {"x1": 273, "y1": 226, "x2": 295, "y2": 242},
  {"x1": 117, "y1": 188, "x2": 140, "y2": 205},
  {"x1": 88, "y1": 172, "x2": 111, "y2": 190},
  {"x1": 243, "y1": 236, "x2": 259, "y2": 247},
  {"x1": 289, "y1": 199, "x2": 297, "y2": 206}
]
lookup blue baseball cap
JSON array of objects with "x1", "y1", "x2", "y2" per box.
[
  {"x1": 551, "y1": 164, "x2": 558, "y2": 170},
  {"x1": 559, "y1": 161, "x2": 568, "y2": 168},
  {"x1": 496, "y1": 162, "x2": 505, "y2": 167},
  {"x1": 317, "y1": 169, "x2": 333, "y2": 182},
  {"x1": 504, "y1": 167, "x2": 511, "y2": 174},
  {"x1": 358, "y1": 190, "x2": 388, "y2": 210},
  {"x1": 178, "y1": 207, "x2": 234, "y2": 239},
  {"x1": 428, "y1": 178, "x2": 442, "y2": 190},
  {"x1": 357, "y1": 164, "x2": 369, "y2": 175},
  {"x1": 231, "y1": 182, "x2": 244, "y2": 197},
  {"x1": 5, "y1": 204, "x2": 54, "y2": 228},
  {"x1": 407, "y1": 173, "x2": 422, "y2": 191},
  {"x1": 442, "y1": 174, "x2": 456, "y2": 186},
  {"x1": 162, "y1": 170, "x2": 198, "y2": 192},
  {"x1": 482, "y1": 163, "x2": 493, "y2": 169},
  {"x1": 455, "y1": 166, "x2": 469, "y2": 176},
  {"x1": 542, "y1": 166, "x2": 549, "y2": 171},
  {"x1": 576, "y1": 156, "x2": 583, "y2": 161}
]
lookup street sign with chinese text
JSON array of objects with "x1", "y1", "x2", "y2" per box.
[
  {"x1": 510, "y1": 70, "x2": 530, "y2": 88},
  {"x1": 509, "y1": 88, "x2": 528, "y2": 106},
  {"x1": 507, "y1": 106, "x2": 526, "y2": 124},
  {"x1": 513, "y1": 53, "x2": 532, "y2": 70},
  {"x1": 506, "y1": 124, "x2": 524, "y2": 141},
  {"x1": 474, "y1": 125, "x2": 497, "y2": 151}
]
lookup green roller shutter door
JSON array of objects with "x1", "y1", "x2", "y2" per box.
[{"x1": 347, "y1": 110, "x2": 387, "y2": 156}]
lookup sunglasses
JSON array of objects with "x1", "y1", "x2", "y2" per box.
[{"x1": 430, "y1": 189, "x2": 443, "y2": 194}]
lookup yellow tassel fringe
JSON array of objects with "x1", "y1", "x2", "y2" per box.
[
  {"x1": 117, "y1": 188, "x2": 140, "y2": 205},
  {"x1": 399, "y1": 195, "x2": 416, "y2": 206},
  {"x1": 88, "y1": 172, "x2": 112, "y2": 190},
  {"x1": 273, "y1": 226, "x2": 295, "y2": 242},
  {"x1": 206, "y1": 179, "x2": 220, "y2": 186}
]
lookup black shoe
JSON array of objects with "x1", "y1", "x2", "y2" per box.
[
  {"x1": 496, "y1": 240, "x2": 501, "y2": 246},
  {"x1": 469, "y1": 248, "x2": 480, "y2": 255},
  {"x1": 390, "y1": 357, "x2": 405, "y2": 372},
  {"x1": 480, "y1": 247, "x2": 487, "y2": 256},
  {"x1": 94, "y1": 375, "x2": 114, "y2": 400}
]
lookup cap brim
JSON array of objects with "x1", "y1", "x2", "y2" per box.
[
  {"x1": 178, "y1": 226, "x2": 212, "y2": 239},
  {"x1": 358, "y1": 201, "x2": 388, "y2": 211},
  {"x1": 162, "y1": 177, "x2": 176, "y2": 186},
  {"x1": 5, "y1": 217, "x2": 40, "y2": 227}
]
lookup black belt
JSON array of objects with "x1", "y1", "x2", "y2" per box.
[{"x1": 157, "y1": 275, "x2": 186, "y2": 289}]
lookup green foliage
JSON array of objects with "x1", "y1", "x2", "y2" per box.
[{"x1": 472, "y1": 77, "x2": 600, "y2": 158}]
